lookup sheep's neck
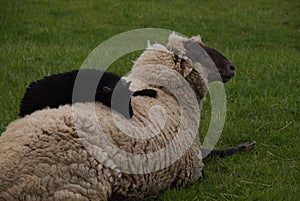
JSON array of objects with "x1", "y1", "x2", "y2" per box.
[{"x1": 133, "y1": 48, "x2": 207, "y2": 104}]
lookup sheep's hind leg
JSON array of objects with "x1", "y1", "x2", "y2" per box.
[{"x1": 202, "y1": 141, "x2": 256, "y2": 158}]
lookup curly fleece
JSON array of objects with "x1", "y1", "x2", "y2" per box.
[{"x1": 0, "y1": 34, "x2": 208, "y2": 201}]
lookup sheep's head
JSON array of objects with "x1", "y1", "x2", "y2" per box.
[
  {"x1": 192, "y1": 37, "x2": 235, "y2": 83},
  {"x1": 167, "y1": 33, "x2": 235, "y2": 83}
]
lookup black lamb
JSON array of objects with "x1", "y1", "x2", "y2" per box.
[{"x1": 19, "y1": 69, "x2": 157, "y2": 118}]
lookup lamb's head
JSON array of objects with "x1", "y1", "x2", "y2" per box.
[{"x1": 167, "y1": 33, "x2": 235, "y2": 83}]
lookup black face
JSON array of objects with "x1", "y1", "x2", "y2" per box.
[
  {"x1": 201, "y1": 45, "x2": 235, "y2": 83},
  {"x1": 182, "y1": 40, "x2": 235, "y2": 83}
]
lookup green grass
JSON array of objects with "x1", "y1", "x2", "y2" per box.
[{"x1": 0, "y1": 0, "x2": 299, "y2": 200}]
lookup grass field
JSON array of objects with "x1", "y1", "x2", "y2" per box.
[{"x1": 0, "y1": 0, "x2": 299, "y2": 200}]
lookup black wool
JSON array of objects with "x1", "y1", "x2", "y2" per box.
[{"x1": 20, "y1": 69, "x2": 136, "y2": 118}]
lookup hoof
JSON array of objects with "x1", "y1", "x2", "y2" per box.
[{"x1": 238, "y1": 141, "x2": 256, "y2": 150}]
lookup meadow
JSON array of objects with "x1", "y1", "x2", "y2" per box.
[{"x1": 0, "y1": 0, "x2": 299, "y2": 200}]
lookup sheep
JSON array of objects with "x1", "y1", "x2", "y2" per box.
[
  {"x1": 19, "y1": 35, "x2": 235, "y2": 120},
  {"x1": 18, "y1": 42, "x2": 249, "y2": 159},
  {"x1": 0, "y1": 33, "x2": 246, "y2": 201},
  {"x1": 19, "y1": 69, "x2": 157, "y2": 118}
]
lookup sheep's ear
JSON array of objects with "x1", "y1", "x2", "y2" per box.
[
  {"x1": 183, "y1": 65, "x2": 193, "y2": 77},
  {"x1": 126, "y1": 81, "x2": 131, "y2": 87},
  {"x1": 181, "y1": 57, "x2": 193, "y2": 78},
  {"x1": 191, "y1": 35, "x2": 203, "y2": 45}
]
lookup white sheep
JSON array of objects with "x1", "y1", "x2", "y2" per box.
[{"x1": 0, "y1": 33, "x2": 240, "y2": 201}]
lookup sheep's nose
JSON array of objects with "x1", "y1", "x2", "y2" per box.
[
  {"x1": 226, "y1": 63, "x2": 235, "y2": 79},
  {"x1": 227, "y1": 63, "x2": 235, "y2": 71}
]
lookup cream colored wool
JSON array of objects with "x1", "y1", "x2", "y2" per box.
[{"x1": 0, "y1": 34, "x2": 208, "y2": 201}]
